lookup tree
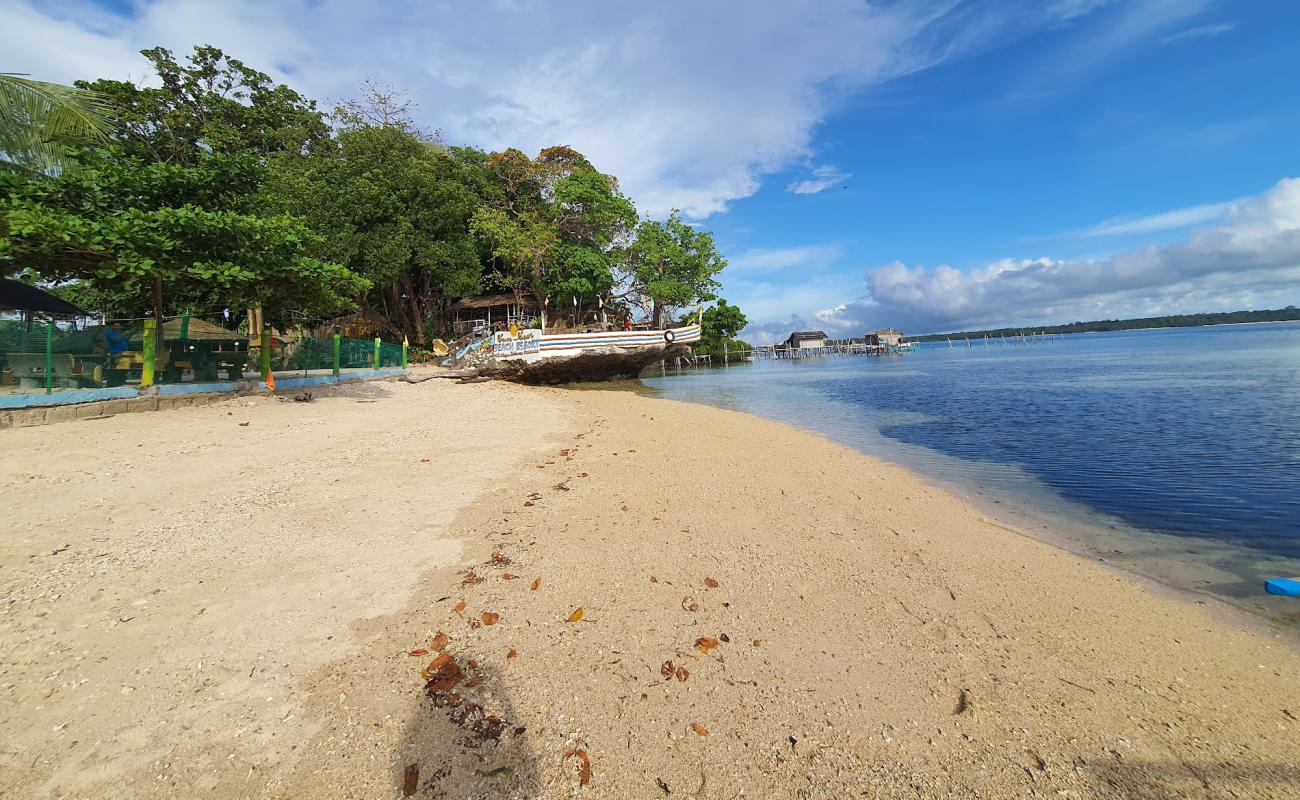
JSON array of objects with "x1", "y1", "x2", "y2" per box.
[
  {"x1": 0, "y1": 149, "x2": 366, "y2": 324},
  {"x1": 332, "y1": 78, "x2": 441, "y2": 142},
  {"x1": 475, "y1": 145, "x2": 635, "y2": 328},
  {"x1": 625, "y1": 211, "x2": 725, "y2": 328},
  {"x1": 77, "y1": 46, "x2": 329, "y2": 166},
  {"x1": 265, "y1": 126, "x2": 484, "y2": 342},
  {"x1": 701, "y1": 298, "x2": 747, "y2": 340},
  {"x1": 0, "y1": 75, "x2": 113, "y2": 175}
]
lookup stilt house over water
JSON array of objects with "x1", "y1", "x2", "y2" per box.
[
  {"x1": 866, "y1": 328, "x2": 903, "y2": 348},
  {"x1": 786, "y1": 330, "x2": 828, "y2": 350}
]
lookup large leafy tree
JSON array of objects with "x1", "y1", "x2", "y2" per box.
[
  {"x1": 265, "y1": 126, "x2": 485, "y2": 342},
  {"x1": 474, "y1": 145, "x2": 635, "y2": 328},
  {"x1": 625, "y1": 211, "x2": 725, "y2": 328},
  {"x1": 0, "y1": 75, "x2": 113, "y2": 175},
  {"x1": 0, "y1": 149, "x2": 365, "y2": 323},
  {"x1": 77, "y1": 46, "x2": 329, "y2": 165},
  {"x1": 1, "y1": 46, "x2": 361, "y2": 330}
]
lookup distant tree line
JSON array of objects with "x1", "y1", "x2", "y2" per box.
[
  {"x1": 1, "y1": 46, "x2": 739, "y2": 346},
  {"x1": 911, "y1": 307, "x2": 1300, "y2": 342}
]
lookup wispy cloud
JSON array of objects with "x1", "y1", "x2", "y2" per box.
[
  {"x1": 726, "y1": 244, "x2": 843, "y2": 274},
  {"x1": 1078, "y1": 199, "x2": 1234, "y2": 237},
  {"x1": 1162, "y1": 21, "x2": 1236, "y2": 43},
  {"x1": 786, "y1": 165, "x2": 851, "y2": 195}
]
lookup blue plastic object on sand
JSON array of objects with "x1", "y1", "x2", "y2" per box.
[{"x1": 1264, "y1": 578, "x2": 1300, "y2": 597}]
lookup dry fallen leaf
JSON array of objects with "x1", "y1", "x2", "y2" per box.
[
  {"x1": 462, "y1": 675, "x2": 485, "y2": 689},
  {"x1": 502, "y1": 573, "x2": 517, "y2": 581},
  {"x1": 238, "y1": 421, "x2": 250, "y2": 427},
  {"x1": 719, "y1": 633, "x2": 730, "y2": 643},
  {"x1": 431, "y1": 631, "x2": 450, "y2": 651},
  {"x1": 563, "y1": 748, "x2": 592, "y2": 786},
  {"x1": 691, "y1": 723, "x2": 709, "y2": 737},
  {"x1": 694, "y1": 636, "x2": 719, "y2": 653},
  {"x1": 578, "y1": 472, "x2": 589, "y2": 477},
  {"x1": 524, "y1": 500, "x2": 535, "y2": 507},
  {"x1": 507, "y1": 648, "x2": 518, "y2": 659},
  {"x1": 661, "y1": 660, "x2": 675, "y2": 679},
  {"x1": 402, "y1": 763, "x2": 419, "y2": 797},
  {"x1": 567, "y1": 607, "x2": 584, "y2": 623},
  {"x1": 703, "y1": 577, "x2": 719, "y2": 589},
  {"x1": 675, "y1": 666, "x2": 689, "y2": 682},
  {"x1": 452, "y1": 601, "x2": 467, "y2": 613},
  {"x1": 421, "y1": 653, "x2": 462, "y2": 692},
  {"x1": 408, "y1": 648, "x2": 428, "y2": 657},
  {"x1": 531, "y1": 577, "x2": 541, "y2": 591},
  {"x1": 650, "y1": 576, "x2": 658, "y2": 583},
  {"x1": 419, "y1": 458, "x2": 430, "y2": 463},
  {"x1": 481, "y1": 611, "x2": 500, "y2": 626}
]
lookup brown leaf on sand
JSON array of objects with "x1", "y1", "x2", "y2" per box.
[
  {"x1": 524, "y1": 500, "x2": 536, "y2": 507},
  {"x1": 409, "y1": 648, "x2": 428, "y2": 656},
  {"x1": 431, "y1": 631, "x2": 450, "y2": 651},
  {"x1": 463, "y1": 674, "x2": 485, "y2": 689},
  {"x1": 661, "y1": 660, "x2": 675, "y2": 679},
  {"x1": 507, "y1": 648, "x2": 518, "y2": 659},
  {"x1": 531, "y1": 577, "x2": 541, "y2": 591},
  {"x1": 650, "y1": 576, "x2": 658, "y2": 583},
  {"x1": 419, "y1": 458, "x2": 430, "y2": 463},
  {"x1": 452, "y1": 601, "x2": 467, "y2": 613},
  {"x1": 694, "y1": 636, "x2": 719, "y2": 653},
  {"x1": 238, "y1": 421, "x2": 250, "y2": 427},
  {"x1": 719, "y1": 633, "x2": 730, "y2": 643},
  {"x1": 681, "y1": 596, "x2": 699, "y2": 612},
  {"x1": 563, "y1": 748, "x2": 592, "y2": 786},
  {"x1": 675, "y1": 666, "x2": 689, "y2": 682},
  {"x1": 402, "y1": 763, "x2": 419, "y2": 797},
  {"x1": 481, "y1": 611, "x2": 500, "y2": 626},
  {"x1": 421, "y1": 653, "x2": 462, "y2": 692},
  {"x1": 502, "y1": 573, "x2": 518, "y2": 581},
  {"x1": 462, "y1": 570, "x2": 484, "y2": 586},
  {"x1": 703, "y1": 577, "x2": 719, "y2": 589},
  {"x1": 691, "y1": 723, "x2": 709, "y2": 737},
  {"x1": 567, "y1": 607, "x2": 584, "y2": 623}
]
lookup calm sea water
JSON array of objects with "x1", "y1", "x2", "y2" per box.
[{"x1": 642, "y1": 323, "x2": 1300, "y2": 624}]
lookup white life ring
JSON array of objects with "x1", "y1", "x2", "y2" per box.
[{"x1": 663, "y1": 329, "x2": 676, "y2": 343}]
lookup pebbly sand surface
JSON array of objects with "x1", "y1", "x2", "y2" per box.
[{"x1": 1, "y1": 374, "x2": 1298, "y2": 799}]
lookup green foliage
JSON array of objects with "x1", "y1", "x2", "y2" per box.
[
  {"x1": 626, "y1": 211, "x2": 724, "y2": 328},
  {"x1": 0, "y1": 149, "x2": 365, "y2": 322},
  {"x1": 0, "y1": 75, "x2": 113, "y2": 175},
  {"x1": 265, "y1": 126, "x2": 483, "y2": 341},
  {"x1": 701, "y1": 298, "x2": 747, "y2": 340},
  {"x1": 77, "y1": 46, "x2": 328, "y2": 165}
]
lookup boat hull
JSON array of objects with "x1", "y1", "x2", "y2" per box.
[{"x1": 483, "y1": 324, "x2": 701, "y2": 384}]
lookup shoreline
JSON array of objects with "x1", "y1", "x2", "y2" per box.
[{"x1": 3, "y1": 376, "x2": 1297, "y2": 797}]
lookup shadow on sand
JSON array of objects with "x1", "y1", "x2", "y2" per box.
[
  {"x1": 393, "y1": 658, "x2": 546, "y2": 798},
  {"x1": 1081, "y1": 757, "x2": 1300, "y2": 799}
]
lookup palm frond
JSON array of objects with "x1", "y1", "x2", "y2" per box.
[{"x1": 0, "y1": 74, "x2": 114, "y2": 174}]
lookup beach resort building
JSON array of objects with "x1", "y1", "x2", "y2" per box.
[
  {"x1": 785, "y1": 330, "x2": 828, "y2": 350},
  {"x1": 450, "y1": 293, "x2": 539, "y2": 336}
]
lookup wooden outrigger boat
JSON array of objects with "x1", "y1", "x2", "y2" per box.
[{"x1": 482, "y1": 322, "x2": 702, "y2": 384}]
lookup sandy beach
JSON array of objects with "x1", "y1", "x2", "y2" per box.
[{"x1": 2, "y1": 374, "x2": 1298, "y2": 799}]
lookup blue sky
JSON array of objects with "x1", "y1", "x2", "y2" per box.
[{"x1": 5, "y1": 0, "x2": 1300, "y2": 339}]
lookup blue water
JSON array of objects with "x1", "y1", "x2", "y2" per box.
[{"x1": 643, "y1": 323, "x2": 1300, "y2": 618}]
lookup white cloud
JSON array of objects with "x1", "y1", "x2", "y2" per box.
[
  {"x1": 1162, "y1": 21, "x2": 1236, "y2": 43},
  {"x1": 1077, "y1": 199, "x2": 1234, "y2": 237},
  {"x1": 786, "y1": 165, "x2": 851, "y2": 195},
  {"x1": 0, "y1": 0, "x2": 1119, "y2": 219},
  {"x1": 725, "y1": 244, "x2": 842, "y2": 274},
  {"x1": 743, "y1": 177, "x2": 1300, "y2": 340}
]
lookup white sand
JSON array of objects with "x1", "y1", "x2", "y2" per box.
[{"x1": 2, "y1": 376, "x2": 1297, "y2": 798}]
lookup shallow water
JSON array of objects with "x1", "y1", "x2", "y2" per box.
[{"x1": 642, "y1": 322, "x2": 1300, "y2": 627}]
